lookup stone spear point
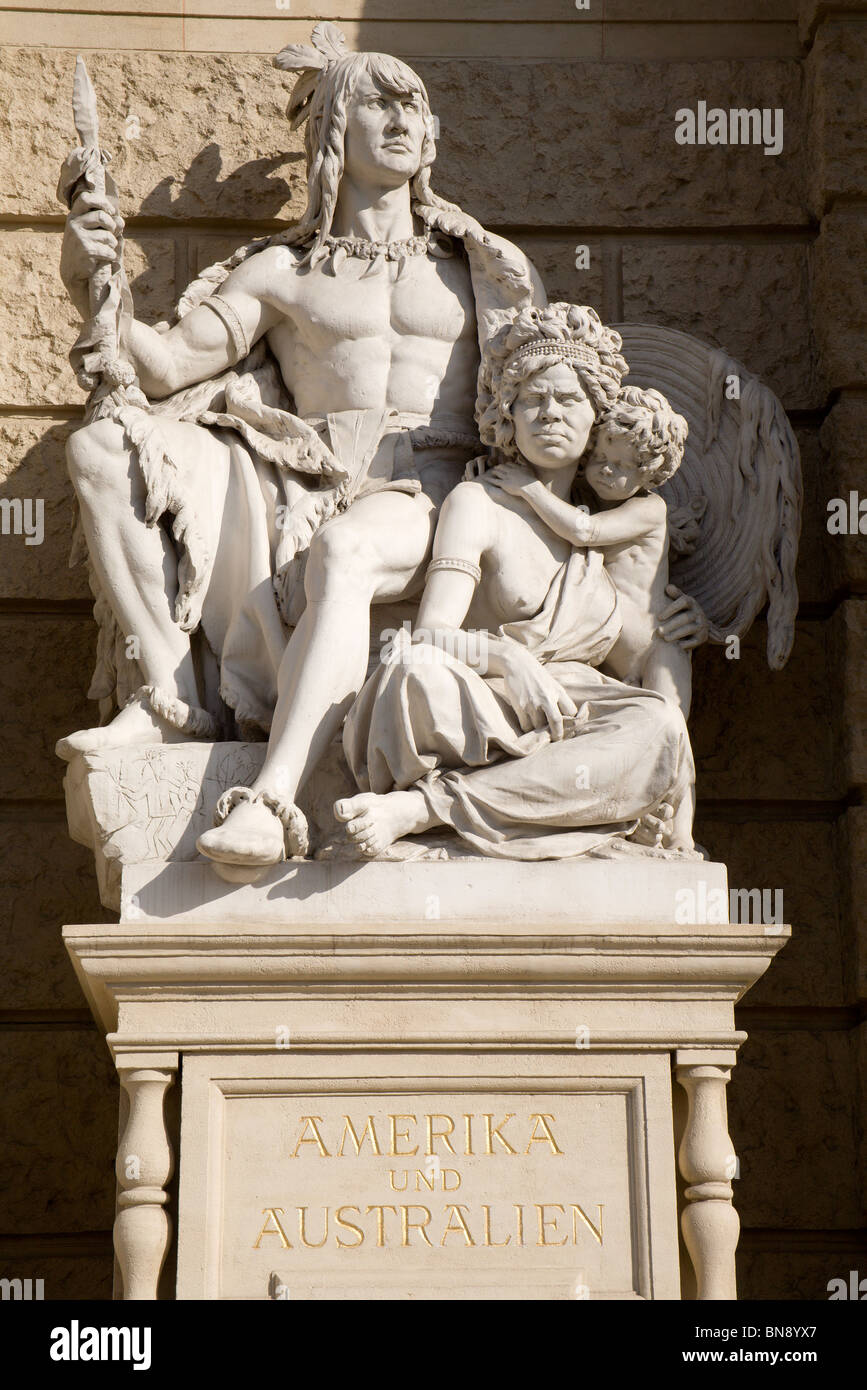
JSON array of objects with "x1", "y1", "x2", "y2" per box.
[
  {"x1": 72, "y1": 57, "x2": 112, "y2": 333},
  {"x1": 72, "y1": 55, "x2": 99, "y2": 150}
]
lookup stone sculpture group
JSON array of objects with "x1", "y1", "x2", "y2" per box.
[{"x1": 55, "y1": 24, "x2": 802, "y2": 883}]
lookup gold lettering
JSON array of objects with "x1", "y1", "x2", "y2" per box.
[
  {"x1": 463, "y1": 1114, "x2": 474, "y2": 1156},
  {"x1": 290, "y1": 1116, "x2": 330, "y2": 1158},
  {"x1": 514, "y1": 1204, "x2": 524, "y2": 1245},
  {"x1": 572, "y1": 1203, "x2": 604, "y2": 1246},
  {"x1": 536, "y1": 1203, "x2": 567, "y2": 1246},
  {"x1": 388, "y1": 1114, "x2": 419, "y2": 1156},
  {"x1": 400, "y1": 1205, "x2": 434, "y2": 1247},
  {"x1": 334, "y1": 1206, "x2": 365, "y2": 1249},
  {"x1": 425, "y1": 1113, "x2": 456, "y2": 1156},
  {"x1": 366, "y1": 1204, "x2": 397, "y2": 1246},
  {"x1": 414, "y1": 1169, "x2": 435, "y2": 1192},
  {"x1": 440, "y1": 1204, "x2": 475, "y2": 1246},
  {"x1": 298, "y1": 1206, "x2": 329, "y2": 1248},
  {"x1": 252, "y1": 1207, "x2": 292, "y2": 1249},
  {"x1": 483, "y1": 1113, "x2": 517, "y2": 1155},
  {"x1": 337, "y1": 1115, "x2": 382, "y2": 1157},
  {"x1": 525, "y1": 1113, "x2": 564, "y2": 1156},
  {"x1": 388, "y1": 1169, "x2": 409, "y2": 1191},
  {"x1": 482, "y1": 1205, "x2": 510, "y2": 1247},
  {"x1": 442, "y1": 1168, "x2": 461, "y2": 1190}
]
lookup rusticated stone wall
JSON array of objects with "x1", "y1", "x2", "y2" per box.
[{"x1": 0, "y1": 1, "x2": 864, "y2": 1300}]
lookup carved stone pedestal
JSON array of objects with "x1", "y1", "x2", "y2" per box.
[{"x1": 63, "y1": 859, "x2": 787, "y2": 1301}]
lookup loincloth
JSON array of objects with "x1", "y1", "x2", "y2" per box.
[
  {"x1": 301, "y1": 409, "x2": 479, "y2": 508},
  {"x1": 271, "y1": 411, "x2": 480, "y2": 629}
]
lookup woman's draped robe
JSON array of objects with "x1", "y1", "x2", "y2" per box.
[{"x1": 343, "y1": 548, "x2": 695, "y2": 859}]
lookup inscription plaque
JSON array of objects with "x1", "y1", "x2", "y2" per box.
[{"x1": 177, "y1": 1059, "x2": 681, "y2": 1300}]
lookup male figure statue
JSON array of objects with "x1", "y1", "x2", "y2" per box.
[{"x1": 57, "y1": 28, "x2": 545, "y2": 870}]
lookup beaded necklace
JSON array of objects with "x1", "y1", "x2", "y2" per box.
[{"x1": 318, "y1": 229, "x2": 454, "y2": 273}]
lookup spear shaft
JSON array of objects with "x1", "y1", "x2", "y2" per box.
[
  {"x1": 72, "y1": 57, "x2": 115, "y2": 346},
  {"x1": 65, "y1": 55, "x2": 142, "y2": 415}
]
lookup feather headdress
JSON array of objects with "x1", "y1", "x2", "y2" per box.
[{"x1": 273, "y1": 22, "x2": 349, "y2": 129}]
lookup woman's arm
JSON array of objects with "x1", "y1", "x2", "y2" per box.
[
  {"x1": 417, "y1": 480, "x2": 488, "y2": 632},
  {"x1": 415, "y1": 480, "x2": 530, "y2": 676}
]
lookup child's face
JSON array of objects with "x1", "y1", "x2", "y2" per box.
[{"x1": 584, "y1": 430, "x2": 650, "y2": 502}]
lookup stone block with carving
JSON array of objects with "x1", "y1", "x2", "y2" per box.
[{"x1": 63, "y1": 743, "x2": 265, "y2": 910}]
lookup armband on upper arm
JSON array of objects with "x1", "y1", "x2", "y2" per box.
[
  {"x1": 200, "y1": 295, "x2": 252, "y2": 362},
  {"x1": 426, "y1": 557, "x2": 482, "y2": 584}
]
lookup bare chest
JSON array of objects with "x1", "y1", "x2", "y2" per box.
[
  {"x1": 275, "y1": 252, "x2": 476, "y2": 356},
  {"x1": 471, "y1": 493, "x2": 573, "y2": 628}
]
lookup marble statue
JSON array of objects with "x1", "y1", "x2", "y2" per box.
[
  {"x1": 336, "y1": 303, "x2": 697, "y2": 860},
  {"x1": 55, "y1": 25, "x2": 802, "y2": 882}
]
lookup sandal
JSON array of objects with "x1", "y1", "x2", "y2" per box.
[{"x1": 202, "y1": 784, "x2": 309, "y2": 865}]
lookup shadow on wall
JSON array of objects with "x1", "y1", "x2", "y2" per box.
[{"x1": 137, "y1": 143, "x2": 303, "y2": 223}]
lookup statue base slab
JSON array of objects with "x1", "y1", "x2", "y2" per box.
[
  {"x1": 62, "y1": 742, "x2": 714, "y2": 915},
  {"x1": 63, "y1": 863, "x2": 788, "y2": 1301}
]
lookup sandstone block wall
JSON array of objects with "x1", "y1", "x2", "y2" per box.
[{"x1": 0, "y1": 0, "x2": 864, "y2": 1299}]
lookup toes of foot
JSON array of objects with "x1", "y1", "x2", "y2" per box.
[{"x1": 198, "y1": 827, "x2": 227, "y2": 850}]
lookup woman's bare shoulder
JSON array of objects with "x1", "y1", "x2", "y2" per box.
[
  {"x1": 442, "y1": 477, "x2": 499, "y2": 517},
  {"x1": 436, "y1": 478, "x2": 502, "y2": 556}
]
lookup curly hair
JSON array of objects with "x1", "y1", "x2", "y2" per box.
[
  {"x1": 477, "y1": 303, "x2": 629, "y2": 460},
  {"x1": 590, "y1": 384, "x2": 688, "y2": 487}
]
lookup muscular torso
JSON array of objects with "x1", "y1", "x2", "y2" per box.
[{"x1": 258, "y1": 244, "x2": 479, "y2": 426}]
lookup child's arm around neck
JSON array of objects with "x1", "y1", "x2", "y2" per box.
[{"x1": 520, "y1": 479, "x2": 666, "y2": 549}]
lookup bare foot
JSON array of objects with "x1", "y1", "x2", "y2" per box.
[
  {"x1": 334, "y1": 790, "x2": 438, "y2": 858},
  {"x1": 627, "y1": 802, "x2": 675, "y2": 849},
  {"x1": 56, "y1": 694, "x2": 191, "y2": 762},
  {"x1": 197, "y1": 797, "x2": 285, "y2": 869}
]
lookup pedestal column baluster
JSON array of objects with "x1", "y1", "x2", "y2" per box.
[
  {"x1": 114, "y1": 1066, "x2": 175, "y2": 1300},
  {"x1": 675, "y1": 1062, "x2": 739, "y2": 1300}
]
